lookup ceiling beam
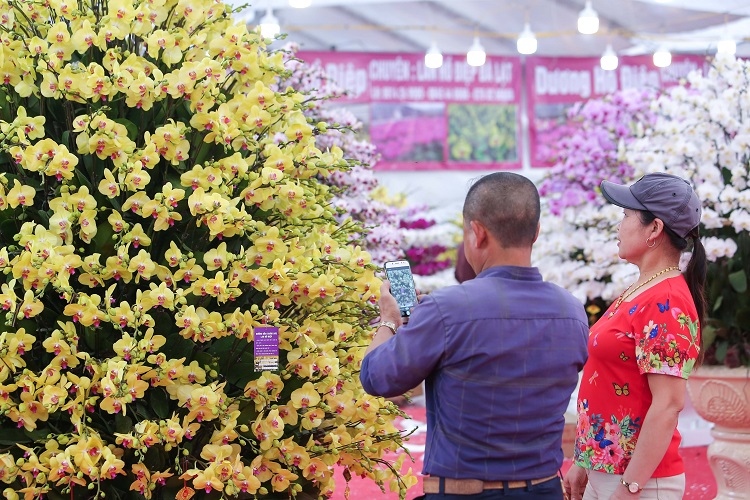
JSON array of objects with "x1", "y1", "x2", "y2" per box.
[
  {"x1": 328, "y1": 4, "x2": 425, "y2": 51},
  {"x1": 282, "y1": 29, "x2": 337, "y2": 50},
  {"x1": 427, "y1": 1, "x2": 519, "y2": 52}
]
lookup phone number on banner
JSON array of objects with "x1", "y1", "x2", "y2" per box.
[{"x1": 371, "y1": 85, "x2": 515, "y2": 103}]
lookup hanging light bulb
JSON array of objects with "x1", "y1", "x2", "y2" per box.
[
  {"x1": 653, "y1": 46, "x2": 672, "y2": 68},
  {"x1": 517, "y1": 23, "x2": 537, "y2": 55},
  {"x1": 600, "y1": 44, "x2": 618, "y2": 71},
  {"x1": 425, "y1": 42, "x2": 443, "y2": 69},
  {"x1": 717, "y1": 39, "x2": 737, "y2": 55},
  {"x1": 466, "y1": 37, "x2": 486, "y2": 67},
  {"x1": 289, "y1": 0, "x2": 312, "y2": 7},
  {"x1": 259, "y1": 8, "x2": 280, "y2": 39},
  {"x1": 577, "y1": 1, "x2": 599, "y2": 35}
]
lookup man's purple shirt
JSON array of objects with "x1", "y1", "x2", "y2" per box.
[{"x1": 360, "y1": 266, "x2": 589, "y2": 481}]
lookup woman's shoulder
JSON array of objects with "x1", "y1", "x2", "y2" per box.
[{"x1": 638, "y1": 275, "x2": 697, "y2": 316}]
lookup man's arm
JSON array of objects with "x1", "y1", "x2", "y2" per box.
[
  {"x1": 360, "y1": 282, "x2": 444, "y2": 397},
  {"x1": 364, "y1": 281, "x2": 402, "y2": 357}
]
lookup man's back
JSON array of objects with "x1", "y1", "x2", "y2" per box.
[{"x1": 360, "y1": 265, "x2": 589, "y2": 481}]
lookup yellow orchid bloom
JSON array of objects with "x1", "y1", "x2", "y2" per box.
[
  {"x1": 290, "y1": 382, "x2": 321, "y2": 409},
  {"x1": 98, "y1": 169, "x2": 121, "y2": 197},
  {"x1": 128, "y1": 250, "x2": 156, "y2": 281},
  {"x1": 173, "y1": 258, "x2": 204, "y2": 283},
  {"x1": 77, "y1": 209, "x2": 98, "y2": 244},
  {"x1": 7, "y1": 180, "x2": 35, "y2": 208},
  {"x1": 0, "y1": 279, "x2": 18, "y2": 312},
  {"x1": 107, "y1": 211, "x2": 127, "y2": 233},
  {"x1": 121, "y1": 223, "x2": 151, "y2": 249},
  {"x1": 204, "y1": 242, "x2": 231, "y2": 271},
  {"x1": 71, "y1": 19, "x2": 96, "y2": 53},
  {"x1": 122, "y1": 191, "x2": 151, "y2": 215},
  {"x1": 99, "y1": 448, "x2": 125, "y2": 480},
  {"x1": 142, "y1": 282, "x2": 175, "y2": 310},
  {"x1": 19, "y1": 290, "x2": 44, "y2": 319}
]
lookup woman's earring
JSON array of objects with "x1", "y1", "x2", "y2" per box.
[{"x1": 646, "y1": 238, "x2": 656, "y2": 248}]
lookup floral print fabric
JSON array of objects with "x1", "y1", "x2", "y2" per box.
[{"x1": 574, "y1": 277, "x2": 700, "y2": 476}]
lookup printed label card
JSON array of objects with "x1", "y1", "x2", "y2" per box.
[{"x1": 253, "y1": 326, "x2": 279, "y2": 372}]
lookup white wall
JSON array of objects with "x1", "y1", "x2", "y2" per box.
[{"x1": 375, "y1": 169, "x2": 546, "y2": 222}]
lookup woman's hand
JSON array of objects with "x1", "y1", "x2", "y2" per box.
[
  {"x1": 608, "y1": 486, "x2": 640, "y2": 500},
  {"x1": 563, "y1": 464, "x2": 588, "y2": 500}
]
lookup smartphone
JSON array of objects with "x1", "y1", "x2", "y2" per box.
[{"x1": 384, "y1": 260, "x2": 419, "y2": 318}]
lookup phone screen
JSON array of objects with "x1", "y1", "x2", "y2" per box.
[{"x1": 385, "y1": 261, "x2": 418, "y2": 317}]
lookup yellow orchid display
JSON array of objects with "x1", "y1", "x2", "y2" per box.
[{"x1": 0, "y1": 1, "x2": 415, "y2": 498}]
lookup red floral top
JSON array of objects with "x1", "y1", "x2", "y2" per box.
[{"x1": 574, "y1": 276, "x2": 701, "y2": 476}]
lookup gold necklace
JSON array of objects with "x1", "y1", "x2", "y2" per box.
[{"x1": 608, "y1": 266, "x2": 680, "y2": 318}]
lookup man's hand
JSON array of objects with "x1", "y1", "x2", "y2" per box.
[
  {"x1": 563, "y1": 464, "x2": 588, "y2": 500},
  {"x1": 379, "y1": 280, "x2": 403, "y2": 327}
]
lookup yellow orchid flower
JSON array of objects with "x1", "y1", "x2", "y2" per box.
[
  {"x1": 122, "y1": 192, "x2": 151, "y2": 215},
  {"x1": 107, "y1": 211, "x2": 127, "y2": 233},
  {"x1": 290, "y1": 382, "x2": 321, "y2": 409},
  {"x1": 19, "y1": 290, "x2": 44, "y2": 319},
  {"x1": 124, "y1": 166, "x2": 151, "y2": 191},
  {"x1": 0, "y1": 279, "x2": 18, "y2": 312},
  {"x1": 141, "y1": 282, "x2": 175, "y2": 310},
  {"x1": 71, "y1": 19, "x2": 96, "y2": 53},
  {"x1": 7, "y1": 180, "x2": 35, "y2": 209},
  {"x1": 173, "y1": 258, "x2": 204, "y2": 283},
  {"x1": 99, "y1": 448, "x2": 126, "y2": 480},
  {"x1": 204, "y1": 242, "x2": 231, "y2": 271},
  {"x1": 121, "y1": 223, "x2": 151, "y2": 248},
  {"x1": 98, "y1": 169, "x2": 121, "y2": 198},
  {"x1": 77, "y1": 209, "x2": 98, "y2": 244}
]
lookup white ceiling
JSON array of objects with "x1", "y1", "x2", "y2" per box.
[{"x1": 227, "y1": 0, "x2": 750, "y2": 58}]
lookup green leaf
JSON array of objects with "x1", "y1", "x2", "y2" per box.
[
  {"x1": 0, "y1": 219, "x2": 17, "y2": 245},
  {"x1": 115, "y1": 412, "x2": 133, "y2": 433},
  {"x1": 91, "y1": 221, "x2": 115, "y2": 257},
  {"x1": 728, "y1": 270, "x2": 748, "y2": 293},
  {"x1": 113, "y1": 118, "x2": 139, "y2": 141},
  {"x1": 150, "y1": 388, "x2": 169, "y2": 418},
  {"x1": 715, "y1": 341, "x2": 728, "y2": 363},
  {"x1": 36, "y1": 209, "x2": 49, "y2": 226},
  {"x1": 701, "y1": 324, "x2": 717, "y2": 350},
  {"x1": 46, "y1": 491, "x2": 66, "y2": 500},
  {"x1": 712, "y1": 295, "x2": 723, "y2": 313},
  {"x1": 76, "y1": 165, "x2": 94, "y2": 191},
  {"x1": 0, "y1": 427, "x2": 45, "y2": 445}
]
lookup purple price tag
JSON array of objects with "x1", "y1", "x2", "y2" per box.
[{"x1": 254, "y1": 326, "x2": 279, "y2": 372}]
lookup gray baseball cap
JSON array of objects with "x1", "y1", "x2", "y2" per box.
[{"x1": 600, "y1": 173, "x2": 701, "y2": 239}]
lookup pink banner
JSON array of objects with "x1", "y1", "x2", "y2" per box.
[
  {"x1": 298, "y1": 51, "x2": 523, "y2": 171},
  {"x1": 528, "y1": 54, "x2": 710, "y2": 167}
]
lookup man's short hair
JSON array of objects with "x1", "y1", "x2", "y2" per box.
[{"x1": 462, "y1": 172, "x2": 540, "y2": 248}]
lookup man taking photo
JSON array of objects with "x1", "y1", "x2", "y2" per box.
[{"x1": 361, "y1": 172, "x2": 589, "y2": 499}]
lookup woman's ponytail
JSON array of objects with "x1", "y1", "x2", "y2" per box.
[{"x1": 685, "y1": 229, "x2": 707, "y2": 365}]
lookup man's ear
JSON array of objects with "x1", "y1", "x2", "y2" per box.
[
  {"x1": 532, "y1": 222, "x2": 540, "y2": 244},
  {"x1": 470, "y1": 220, "x2": 488, "y2": 248}
]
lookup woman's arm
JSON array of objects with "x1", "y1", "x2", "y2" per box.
[{"x1": 610, "y1": 374, "x2": 686, "y2": 499}]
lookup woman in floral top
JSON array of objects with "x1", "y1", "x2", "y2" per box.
[{"x1": 564, "y1": 173, "x2": 707, "y2": 500}]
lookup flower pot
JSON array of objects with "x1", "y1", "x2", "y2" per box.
[{"x1": 686, "y1": 365, "x2": 750, "y2": 499}]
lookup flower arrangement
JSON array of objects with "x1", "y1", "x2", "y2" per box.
[
  {"x1": 534, "y1": 90, "x2": 656, "y2": 316},
  {"x1": 278, "y1": 45, "x2": 405, "y2": 266},
  {"x1": 627, "y1": 54, "x2": 750, "y2": 367},
  {"x1": 538, "y1": 89, "x2": 655, "y2": 215},
  {"x1": 397, "y1": 208, "x2": 460, "y2": 292},
  {"x1": 0, "y1": 1, "x2": 417, "y2": 499},
  {"x1": 536, "y1": 56, "x2": 750, "y2": 367}
]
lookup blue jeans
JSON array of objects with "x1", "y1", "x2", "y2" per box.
[{"x1": 418, "y1": 477, "x2": 564, "y2": 499}]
